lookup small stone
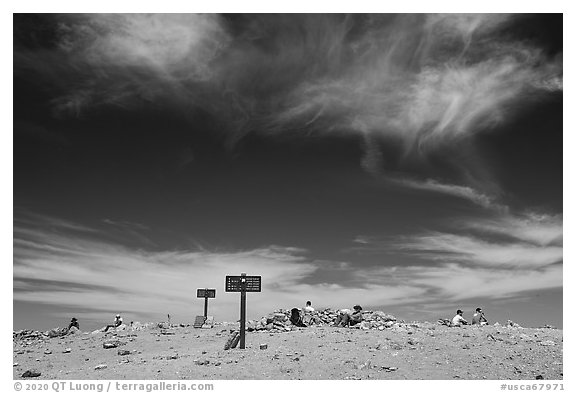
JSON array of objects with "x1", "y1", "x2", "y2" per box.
[
  {"x1": 63, "y1": 348, "x2": 71, "y2": 353},
  {"x1": 94, "y1": 364, "x2": 108, "y2": 370},
  {"x1": 536, "y1": 375, "x2": 544, "y2": 380},
  {"x1": 540, "y1": 340, "x2": 555, "y2": 346},
  {"x1": 103, "y1": 342, "x2": 117, "y2": 349},
  {"x1": 118, "y1": 350, "x2": 131, "y2": 356},
  {"x1": 260, "y1": 344, "x2": 268, "y2": 350},
  {"x1": 44, "y1": 350, "x2": 52, "y2": 355},
  {"x1": 22, "y1": 370, "x2": 41, "y2": 378},
  {"x1": 13, "y1": 362, "x2": 19, "y2": 367}
]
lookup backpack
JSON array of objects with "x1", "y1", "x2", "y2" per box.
[{"x1": 290, "y1": 308, "x2": 306, "y2": 327}]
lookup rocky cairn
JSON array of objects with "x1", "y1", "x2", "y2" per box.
[{"x1": 245, "y1": 308, "x2": 398, "y2": 333}]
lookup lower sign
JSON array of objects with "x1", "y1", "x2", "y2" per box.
[{"x1": 225, "y1": 275, "x2": 261, "y2": 292}]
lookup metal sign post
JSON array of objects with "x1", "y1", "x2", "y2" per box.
[
  {"x1": 240, "y1": 274, "x2": 246, "y2": 349},
  {"x1": 225, "y1": 273, "x2": 261, "y2": 349},
  {"x1": 196, "y1": 288, "x2": 216, "y2": 318}
]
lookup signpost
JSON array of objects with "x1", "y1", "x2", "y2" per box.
[
  {"x1": 225, "y1": 273, "x2": 261, "y2": 349},
  {"x1": 196, "y1": 288, "x2": 216, "y2": 318}
]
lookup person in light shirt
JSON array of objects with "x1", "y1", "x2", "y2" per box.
[
  {"x1": 451, "y1": 309, "x2": 468, "y2": 326},
  {"x1": 304, "y1": 301, "x2": 315, "y2": 312}
]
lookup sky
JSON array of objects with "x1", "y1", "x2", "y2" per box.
[{"x1": 13, "y1": 13, "x2": 563, "y2": 331}]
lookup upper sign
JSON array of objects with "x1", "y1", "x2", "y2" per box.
[
  {"x1": 197, "y1": 288, "x2": 216, "y2": 298},
  {"x1": 225, "y1": 275, "x2": 262, "y2": 292}
]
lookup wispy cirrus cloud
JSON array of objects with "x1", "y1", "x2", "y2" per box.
[
  {"x1": 356, "y1": 210, "x2": 562, "y2": 270},
  {"x1": 15, "y1": 14, "x2": 561, "y2": 170},
  {"x1": 394, "y1": 177, "x2": 508, "y2": 212}
]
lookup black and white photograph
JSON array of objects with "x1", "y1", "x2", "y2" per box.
[{"x1": 12, "y1": 11, "x2": 564, "y2": 385}]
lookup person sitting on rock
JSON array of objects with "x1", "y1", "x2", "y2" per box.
[
  {"x1": 334, "y1": 305, "x2": 363, "y2": 327},
  {"x1": 471, "y1": 307, "x2": 488, "y2": 325},
  {"x1": 67, "y1": 317, "x2": 79, "y2": 331},
  {"x1": 104, "y1": 314, "x2": 123, "y2": 332},
  {"x1": 451, "y1": 310, "x2": 468, "y2": 327},
  {"x1": 302, "y1": 301, "x2": 322, "y2": 325}
]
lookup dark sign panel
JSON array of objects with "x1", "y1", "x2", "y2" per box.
[
  {"x1": 225, "y1": 275, "x2": 262, "y2": 292},
  {"x1": 197, "y1": 288, "x2": 216, "y2": 298}
]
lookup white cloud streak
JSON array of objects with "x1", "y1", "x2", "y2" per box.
[
  {"x1": 395, "y1": 177, "x2": 507, "y2": 211},
  {"x1": 13, "y1": 217, "x2": 426, "y2": 324},
  {"x1": 389, "y1": 211, "x2": 562, "y2": 269}
]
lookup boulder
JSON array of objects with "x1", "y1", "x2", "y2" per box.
[{"x1": 22, "y1": 370, "x2": 41, "y2": 378}]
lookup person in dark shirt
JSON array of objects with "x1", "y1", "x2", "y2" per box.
[
  {"x1": 471, "y1": 308, "x2": 488, "y2": 325},
  {"x1": 334, "y1": 305, "x2": 364, "y2": 327},
  {"x1": 67, "y1": 317, "x2": 79, "y2": 330}
]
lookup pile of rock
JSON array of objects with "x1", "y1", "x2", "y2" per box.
[
  {"x1": 13, "y1": 330, "x2": 45, "y2": 341},
  {"x1": 245, "y1": 308, "x2": 398, "y2": 333},
  {"x1": 13, "y1": 326, "x2": 79, "y2": 342}
]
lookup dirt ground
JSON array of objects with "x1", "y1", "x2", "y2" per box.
[{"x1": 13, "y1": 322, "x2": 563, "y2": 380}]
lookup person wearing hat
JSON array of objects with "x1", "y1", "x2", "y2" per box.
[
  {"x1": 471, "y1": 307, "x2": 488, "y2": 325},
  {"x1": 451, "y1": 309, "x2": 468, "y2": 327},
  {"x1": 104, "y1": 314, "x2": 123, "y2": 332},
  {"x1": 67, "y1": 317, "x2": 79, "y2": 331}
]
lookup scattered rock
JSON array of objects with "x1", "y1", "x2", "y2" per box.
[
  {"x1": 194, "y1": 359, "x2": 210, "y2": 366},
  {"x1": 507, "y1": 320, "x2": 521, "y2": 328},
  {"x1": 94, "y1": 364, "x2": 108, "y2": 370},
  {"x1": 43, "y1": 350, "x2": 52, "y2": 355},
  {"x1": 540, "y1": 340, "x2": 555, "y2": 346},
  {"x1": 63, "y1": 348, "x2": 71, "y2": 353},
  {"x1": 224, "y1": 331, "x2": 240, "y2": 350},
  {"x1": 103, "y1": 342, "x2": 118, "y2": 349},
  {"x1": 118, "y1": 350, "x2": 131, "y2": 356},
  {"x1": 22, "y1": 370, "x2": 41, "y2": 378},
  {"x1": 13, "y1": 362, "x2": 19, "y2": 367},
  {"x1": 260, "y1": 343, "x2": 268, "y2": 350},
  {"x1": 536, "y1": 375, "x2": 544, "y2": 380},
  {"x1": 389, "y1": 342, "x2": 403, "y2": 350}
]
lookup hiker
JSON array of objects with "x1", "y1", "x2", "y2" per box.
[
  {"x1": 451, "y1": 309, "x2": 468, "y2": 326},
  {"x1": 104, "y1": 314, "x2": 123, "y2": 332},
  {"x1": 334, "y1": 305, "x2": 363, "y2": 327},
  {"x1": 67, "y1": 317, "x2": 80, "y2": 331},
  {"x1": 304, "y1": 301, "x2": 315, "y2": 312},
  {"x1": 302, "y1": 301, "x2": 321, "y2": 325},
  {"x1": 471, "y1": 308, "x2": 488, "y2": 325},
  {"x1": 290, "y1": 307, "x2": 307, "y2": 327}
]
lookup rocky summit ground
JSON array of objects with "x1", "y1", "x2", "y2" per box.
[{"x1": 13, "y1": 319, "x2": 563, "y2": 380}]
